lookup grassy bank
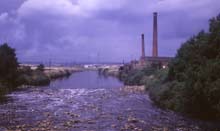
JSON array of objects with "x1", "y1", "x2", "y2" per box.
[
  {"x1": 118, "y1": 64, "x2": 157, "y2": 86},
  {"x1": 18, "y1": 66, "x2": 75, "y2": 87},
  {"x1": 119, "y1": 64, "x2": 220, "y2": 119},
  {"x1": 147, "y1": 68, "x2": 220, "y2": 120},
  {"x1": 0, "y1": 43, "x2": 81, "y2": 100},
  {"x1": 44, "y1": 67, "x2": 78, "y2": 80},
  {"x1": 0, "y1": 66, "x2": 79, "y2": 102}
]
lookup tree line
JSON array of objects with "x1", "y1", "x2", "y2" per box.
[{"x1": 119, "y1": 14, "x2": 220, "y2": 119}]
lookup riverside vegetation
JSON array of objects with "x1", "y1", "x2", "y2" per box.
[
  {"x1": 119, "y1": 14, "x2": 220, "y2": 120},
  {"x1": 0, "y1": 43, "x2": 71, "y2": 98},
  {"x1": 0, "y1": 43, "x2": 19, "y2": 98}
]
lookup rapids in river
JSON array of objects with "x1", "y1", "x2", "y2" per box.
[{"x1": 0, "y1": 71, "x2": 219, "y2": 131}]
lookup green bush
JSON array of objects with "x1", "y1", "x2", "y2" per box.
[
  {"x1": 145, "y1": 69, "x2": 168, "y2": 88},
  {"x1": 118, "y1": 65, "x2": 157, "y2": 86},
  {"x1": 149, "y1": 14, "x2": 220, "y2": 119},
  {"x1": 19, "y1": 70, "x2": 50, "y2": 86},
  {"x1": 149, "y1": 80, "x2": 185, "y2": 112},
  {"x1": 0, "y1": 43, "x2": 19, "y2": 87},
  {"x1": 29, "y1": 70, "x2": 50, "y2": 86},
  {"x1": 17, "y1": 65, "x2": 51, "y2": 86}
]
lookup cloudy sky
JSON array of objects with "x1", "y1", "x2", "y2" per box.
[{"x1": 0, "y1": 0, "x2": 219, "y2": 63}]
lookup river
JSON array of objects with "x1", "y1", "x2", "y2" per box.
[{"x1": 0, "y1": 71, "x2": 219, "y2": 131}]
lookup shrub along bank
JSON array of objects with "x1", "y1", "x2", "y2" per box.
[
  {"x1": 149, "y1": 14, "x2": 220, "y2": 119},
  {"x1": 17, "y1": 66, "x2": 50, "y2": 86},
  {"x1": 0, "y1": 43, "x2": 19, "y2": 97},
  {"x1": 0, "y1": 43, "x2": 72, "y2": 98},
  {"x1": 119, "y1": 14, "x2": 220, "y2": 120},
  {"x1": 18, "y1": 66, "x2": 72, "y2": 87},
  {"x1": 118, "y1": 65, "x2": 157, "y2": 86}
]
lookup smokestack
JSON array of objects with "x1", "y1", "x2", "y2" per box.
[
  {"x1": 141, "y1": 34, "x2": 145, "y2": 58},
  {"x1": 152, "y1": 12, "x2": 158, "y2": 57}
]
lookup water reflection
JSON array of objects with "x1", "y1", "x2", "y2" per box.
[{"x1": 48, "y1": 71, "x2": 124, "y2": 89}]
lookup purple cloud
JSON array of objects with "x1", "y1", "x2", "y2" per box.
[{"x1": 0, "y1": 0, "x2": 219, "y2": 63}]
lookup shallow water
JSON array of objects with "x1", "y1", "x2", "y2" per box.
[{"x1": 0, "y1": 71, "x2": 219, "y2": 131}]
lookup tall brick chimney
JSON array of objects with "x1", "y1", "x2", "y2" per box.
[
  {"x1": 141, "y1": 34, "x2": 145, "y2": 58},
  {"x1": 152, "y1": 12, "x2": 158, "y2": 57}
]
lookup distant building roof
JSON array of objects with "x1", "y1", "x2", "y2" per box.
[{"x1": 142, "y1": 56, "x2": 173, "y2": 62}]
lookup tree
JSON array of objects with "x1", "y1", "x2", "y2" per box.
[
  {"x1": 0, "y1": 43, "x2": 19, "y2": 86},
  {"x1": 165, "y1": 14, "x2": 220, "y2": 119}
]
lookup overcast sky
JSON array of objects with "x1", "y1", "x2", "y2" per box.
[{"x1": 0, "y1": 0, "x2": 219, "y2": 63}]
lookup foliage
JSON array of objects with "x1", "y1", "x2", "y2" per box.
[
  {"x1": 25, "y1": 70, "x2": 50, "y2": 86},
  {"x1": 118, "y1": 65, "x2": 156, "y2": 85},
  {"x1": 145, "y1": 68, "x2": 168, "y2": 88},
  {"x1": 0, "y1": 43, "x2": 19, "y2": 87},
  {"x1": 149, "y1": 79, "x2": 185, "y2": 112},
  {"x1": 18, "y1": 66, "x2": 50, "y2": 86},
  {"x1": 149, "y1": 14, "x2": 220, "y2": 119}
]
